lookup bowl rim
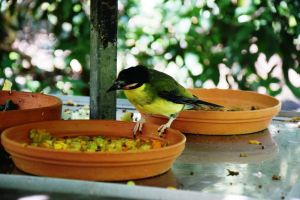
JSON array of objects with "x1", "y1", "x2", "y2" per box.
[
  {"x1": 144, "y1": 89, "x2": 281, "y2": 120},
  {"x1": 0, "y1": 91, "x2": 62, "y2": 114},
  {"x1": 188, "y1": 88, "x2": 281, "y2": 111},
  {"x1": 1, "y1": 120, "x2": 186, "y2": 158}
]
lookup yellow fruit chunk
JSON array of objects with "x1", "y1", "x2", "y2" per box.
[
  {"x1": 2, "y1": 79, "x2": 12, "y2": 91},
  {"x1": 127, "y1": 181, "x2": 135, "y2": 186},
  {"x1": 166, "y1": 186, "x2": 177, "y2": 190},
  {"x1": 248, "y1": 140, "x2": 262, "y2": 145},
  {"x1": 120, "y1": 112, "x2": 133, "y2": 122}
]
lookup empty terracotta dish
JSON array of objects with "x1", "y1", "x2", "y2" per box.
[
  {"x1": 143, "y1": 89, "x2": 281, "y2": 135},
  {"x1": 1, "y1": 120, "x2": 186, "y2": 181},
  {"x1": 0, "y1": 91, "x2": 62, "y2": 133}
]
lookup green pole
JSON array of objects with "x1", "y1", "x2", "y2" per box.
[{"x1": 90, "y1": 0, "x2": 117, "y2": 120}]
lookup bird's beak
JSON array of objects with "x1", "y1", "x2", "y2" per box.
[{"x1": 106, "y1": 80, "x2": 125, "y2": 92}]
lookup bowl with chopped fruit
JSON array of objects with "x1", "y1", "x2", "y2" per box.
[
  {"x1": 1, "y1": 120, "x2": 186, "y2": 181},
  {"x1": 143, "y1": 89, "x2": 281, "y2": 135},
  {"x1": 0, "y1": 91, "x2": 62, "y2": 133}
]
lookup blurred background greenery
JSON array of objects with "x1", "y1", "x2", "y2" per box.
[{"x1": 0, "y1": 0, "x2": 299, "y2": 101}]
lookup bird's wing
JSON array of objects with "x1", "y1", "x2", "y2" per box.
[
  {"x1": 158, "y1": 90, "x2": 198, "y2": 105},
  {"x1": 148, "y1": 69, "x2": 195, "y2": 104},
  {"x1": 158, "y1": 90, "x2": 222, "y2": 107},
  {"x1": 149, "y1": 69, "x2": 222, "y2": 108}
]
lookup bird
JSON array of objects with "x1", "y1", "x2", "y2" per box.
[{"x1": 107, "y1": 65, "x2": 222, "y2": 136}]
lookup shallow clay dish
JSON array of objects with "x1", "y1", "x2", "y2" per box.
[
  {"x1": 0, "y1": 91, "x2": 62, "y2": 133},
  {"x1": 143, "y1": 89, "x2": 281, "y2": 135},
  {"x1": 1, "y1": 120, "x2": 186, "y2": 181}
]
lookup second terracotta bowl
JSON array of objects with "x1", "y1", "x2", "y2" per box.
[
  {"x1": 143, "y1": 89, "x2": 281, "y2": 135},
  {"x1": 1, "y1": 120, "x2": 186, "y2": 181},
  {"x1": 0, "y1": 91, "x2": 62, "y2": 133}
]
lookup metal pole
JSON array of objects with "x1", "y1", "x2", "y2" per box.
[{"x1": 90, "y1": 0, "x2": 117, "y2": 120}]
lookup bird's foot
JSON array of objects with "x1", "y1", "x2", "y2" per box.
[
  {"x1": 157, "y1": 124, "x2": 170, "y2": 137},
  {"x1": 133, "y1": 121, "x2": 143, "y2": 135},
  {"x1": 157, "y1": 114, "x2": 177, "y2": 137},
  {"x1": 133, "y1": 117, "x2": 145, "y2": 137}
]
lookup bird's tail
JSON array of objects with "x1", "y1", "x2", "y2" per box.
[
  {"x1": 184, "y1": 96, "x2": 223, "y2": 109},
  {"x1": 194, "y1": 99, "x2": 223, "y2": 108}
]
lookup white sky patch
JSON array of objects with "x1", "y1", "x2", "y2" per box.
[
  {"x1": 249, "y1": 43, "x2": 258, "y2": 54},
  {"x1": 217, "y1": 63, "x2": 230, "y2": 89},
  {"x1": 255, "y1": 53, "x2": 268, "y2": 80},
  {"x1": 207, "y1": 0, "x2": 220, "y2": 15},
  {"x1": 54, "y1": 57, "x2": 65, "y2": 69},
  {"x1": 165, "y1": 61, "x2": 179, "y2": 79},
  {"x1": 54, "y1": 49, "x2": 64, "y2": 57},
  {"x1": 135, "y1": 36, "x2": 151, "y2": 52},
  {"x1": 62, "y1": 22, "x2": 72, "y2": 32},
  {"x1": 238, "y1": 15, "x2": 251, "y2": 23},
  {"x1": 128, "y1": 0, "x2": 162, "y2": 35},
  {"x1": 122, "y1": 53, "x2": 138, "y2": 69},
  {"x1": 293, "y1": 34, "x2": 300, "y2": 50},
  {"x1": 164, "y1": 61, "x2": 191, "y2": 87},
  {"x1": 174, "y1": 18, "x2": 191, "y2": 34},
  {"x1": 179, "y1": 39, "x2": 188, "y2": 49},
  {"x1": 270, "y1": 83, "x2": 281, "y2": 91},
  {"x1": 177, "y1": 67, "x2": 189, "y2": 87},
  {"x1": 48, "y1": 14, "x2": 58, "y2": 25},
  {"x1": 150, "y1": 41, "x2": 164, "y2": 54},
  {"x1": 32, "y1": 54, "x2": 54, "y2": 72},
  {"x1": 4, "y1": 67, "x2": 13, "y2": 77},
  {"x1": 70, "y1": 59, "x2": 82, "y2": 73},
  {"x1": 40, "y1": 2, "x2": 50, "y2": 11},
  {"x1": 164, "y1": 52, "x2": 172, "y2": 60},
  {"x1": 258, "y1": 86, "x2": 267, "y2": 94},
  {"x1": 22, "y1": 60, "x2": 30, "y2": 69},
  {"x1": 15, "y1": 76, "x2": 26, "y2": 85},
  {"x1": 130, "y1": 47, "x2": 139, "y2": 55},
  {"x1": 203, "y1": 10, "x2": 211, "y2": 18},
  {"x1": 255, "y1": 53, "x2": 283, "y2": 81},
  {"x1": 246, "y1": 74, "x2": 258, "y2": 83},
  {"x1": 184, "y1": 53, "x2": 203, "y2": 76},
  {"x1": 288, "y1": 68, "x2": 300, "y2": 87},
  {"x1": 203, "y1": 79, "x2": 216, "y2": 88}
]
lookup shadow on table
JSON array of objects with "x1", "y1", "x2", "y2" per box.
[{"x1": 177, "y1": 129, "x2": 278, "y2": 164}]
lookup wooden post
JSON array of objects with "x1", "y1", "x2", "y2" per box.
[{"x1": 90, "y1": 0, "x2": 117, "y2": 120}]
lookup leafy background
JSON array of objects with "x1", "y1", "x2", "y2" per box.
[{"x1": 0, "y1": 0, "x2": 299, "y2": 101}]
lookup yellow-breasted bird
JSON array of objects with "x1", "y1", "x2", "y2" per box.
[{"x1": 107, "y1": 65, "x2": 222, "y2": 135}]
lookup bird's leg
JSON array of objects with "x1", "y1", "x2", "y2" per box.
[
  {"x1": 133, "y1": 117, "x2": 145, "y2": 136},
  {"x1": 157, "y1": 114, "x2": 177, "y2": 136}
]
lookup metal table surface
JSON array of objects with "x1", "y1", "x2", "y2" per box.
[{"x1": 1, "y1": 95, "x2": 300, "y2": 200}]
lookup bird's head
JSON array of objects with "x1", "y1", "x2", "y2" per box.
[{"x1": 107, "y1": 65, "x2": 150, "y2": 92}]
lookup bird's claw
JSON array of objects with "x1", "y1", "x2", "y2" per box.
[
  {"x1": 133, "y1": 121, "x2": 144, "y2": 137},
  {"x1": 157, "y1": 124, "x2": 169, "y2": 137},
  {"x1": 133, "y1": 118, "x2": 170, "y2": 137}
]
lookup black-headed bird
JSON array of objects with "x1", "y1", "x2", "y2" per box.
[{"x1": 107, "y1": 65, "x2": 222, "y2": 135}]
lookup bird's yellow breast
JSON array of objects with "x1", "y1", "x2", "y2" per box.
[{"x1": 124, "y1": 84, "x2": 184, "y2": 117}]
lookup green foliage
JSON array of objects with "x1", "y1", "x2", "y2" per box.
[
  {"x1": 0, "y1": 0, "x2": 300, "y2": 99},
  {"x1": 118, "y1": 0, "x2": 300, "y2": 98},
  {"x1": 0, "y1": 0, "x2": 90, "y2": 95}
]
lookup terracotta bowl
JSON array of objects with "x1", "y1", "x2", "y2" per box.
[
  {"x1": 1, "y1": 120, "x2": 186, "y2": 181},
  {"x1": 0, "y1": 91, "x2": 62, "y2": 133},
  {"x1": 143, "y1": 89, "x2": 281, "y2": 135}
]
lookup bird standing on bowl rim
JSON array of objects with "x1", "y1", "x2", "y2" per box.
[{"x1": 107, "y1": 65, "x2": 222, "y2": 136}]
